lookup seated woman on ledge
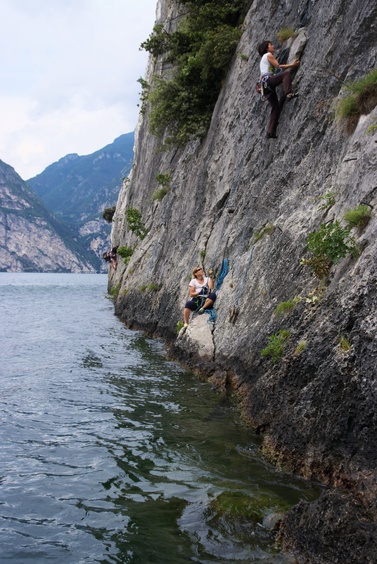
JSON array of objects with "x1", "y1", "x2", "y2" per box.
[{"x1": 183, "y1": 266, "x2": 216, "y2": 327}]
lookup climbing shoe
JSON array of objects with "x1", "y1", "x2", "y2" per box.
[
  {"x1": 267, "y1": 133, "x2": 277, "y2": 139},
  {"x1": 198, "y1": 308, "x2": 204, "y2": 314},
  {"x1": 287, "y1": 92, "x2": 299, "y2": 100}
]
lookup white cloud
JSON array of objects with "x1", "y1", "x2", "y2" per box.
[{"x1": 0, "y1": 0, "x2": 156, "y2": 179}]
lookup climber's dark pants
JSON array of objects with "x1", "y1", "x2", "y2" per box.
[
  {"x1": 266, "y1": 70, "x2": 293, "y2": 135},
  {"x1": 185, "y1": 292, "x2": 217, "y2": 312}
]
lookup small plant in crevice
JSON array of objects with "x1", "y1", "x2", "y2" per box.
[
  {"x1": 300, "y1": 220, "x2": 358, "y2": 279},
  {"x1": 147, "y1": 282, "x2": 162, "y2": 292},
  {"x1": 276, "y1": 27, "x2": 295, "y2": 43},
  {"x1": 252, "y1": 223, "x2": 275, "y2": 244},
  {"x1": 317, "y1": 192, "x2": 336, "y2": 212},
  {"x1": 200, "y1": 249, "x2": 206, "y2": 260},
  {"x1": 294, "y1": 340, "x2": 307, "y2": 356},
  {"x1": 336, "y1": 68, "x2": 377, "y2": 133},
  {"x1": 305, "y1": 285, "x2": 326, "y2": 304},
  {"x1": 152, "y1": 172, "x2": 171, "y2": 201},
  {"x1": 126, "y1": 207, "x2": 148, "y2": 240},
  {"x1": 366, "y1": 118, "x2": 377, "y2": 135},
  {"x1": 117, "y1": 246, "x2": 134, "y2": 265},
  {"x1": 344, "y1": 204, "x2": 371, "y2": 229},
  {"x1": 176, "y1": 321, "x2": 184, "y2": 333},
  {"x1": 140, "y1": 282, "x2": 162, "y2": 293},
  {"x1": 339, "y1": 335, "x2": 352, "y2": 352},
  {"x1": 261, "y1": 329, "x2": 290, "y2": 364},
  {"x1": 274, "y1": 296, "x2": 301, "y2": 318}
]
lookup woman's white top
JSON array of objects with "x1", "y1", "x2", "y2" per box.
[
  {"x1": 260, "y1": 53, "x2": 275, "y2": 76},
  {"x1": 189, "y1": 277, "x2": 210, "y2": 297}
]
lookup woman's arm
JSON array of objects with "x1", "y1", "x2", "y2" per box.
[
  {"x1": 208, "y1": 276, "x2": 214, "y2": 290},
  {"x1": 267, "y1": 53, "x2": 300, "y2": 70}
]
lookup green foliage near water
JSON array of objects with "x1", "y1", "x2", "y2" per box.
[
  {"x1": 126, "y1": 207, "x2": 148, "y2": 240},
  {"x1": 301, "y1": 220, "x2": 357, "y2": 278},
  {"x1": 108, "y1": 284, "x2": 120, "y2": 299},
  {"x1": 336, "y1": 69, "x2": 377, "y2": 133},
  {"x1": 141, "y1": 0, "x2": 251, "y2": 147},
  {"x1": 344, "y1": 204, "x2": 371, "y2": 229},
  {"x1": 261, "y1": 329, "x2": 290, "y2": 364}
]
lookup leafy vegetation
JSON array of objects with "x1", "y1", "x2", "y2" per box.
[
  {"x1": 102, "y1": 205, "x2": 116, "y2": 223},
  {"x1": 301, "y1": 220, "x2": 357, "y2": 278},
  {"x1": 176, "y1": 321, "x2": 185, "y2": 333},
  {"x1": 261, "y1": 330, "x2": 290, "y2": 364},
  {"x1": 141, "y1": 0, "x2": 251, "y2": 147},
  {"x1": 336, "y1": 69, "x2": 377, "y2": 133},
  {"x1": 125, "y1": 207, "x2": 148, "y2": 240},
  {"x1": 117, "y1": 245, "x2": 134, "y2": 265},
  {"x1": 137, "y1": 77, "x2": 150, "y2": 114},
  {"x1": 344, "y1": 204, "x2": 371, "y2": 229}
]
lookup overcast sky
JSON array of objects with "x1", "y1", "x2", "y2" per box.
[{"x1": 0, "y1": 0, "x2": 157, "y2": 180}]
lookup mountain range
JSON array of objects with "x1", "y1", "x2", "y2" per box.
[{"x1": 0, "y1": 132, "x2": 134, "y2": 272}]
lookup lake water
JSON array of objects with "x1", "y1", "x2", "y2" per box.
[{"x1": 0, "y1": 273, "x2": 319, "y2": 563}]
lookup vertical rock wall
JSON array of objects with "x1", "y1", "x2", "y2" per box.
[{"x1": 110, "y1": 0, "x2": 377, "y2": 560}]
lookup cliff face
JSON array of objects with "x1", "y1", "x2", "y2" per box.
[
  {"x1": 0, "y1": 160, "x2": 93, "y2": 272},
  {"x1": 110, "y1": 0, "x2": 377, "y2": 560}
]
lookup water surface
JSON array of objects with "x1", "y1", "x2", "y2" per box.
[{"x1": 0, "y1": 273, "x2": 319, "y2": 563}]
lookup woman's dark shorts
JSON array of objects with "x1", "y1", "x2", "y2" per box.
[{"x1": 185, "y1": 292, "x2": 216, "y2": 311}]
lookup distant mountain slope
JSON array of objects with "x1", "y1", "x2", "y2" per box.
[
  {"x1": 28, "y1": 132, "x2": 134, "y2": 269},
  {"x1": 0, "y1": 160, "x2": 94, "y2": 272}
]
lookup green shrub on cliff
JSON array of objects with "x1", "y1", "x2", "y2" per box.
[
  {"x1": 141, "y1": 0, "x2": 250, "y2": 146},
  {"x1": 344, "y1": 204, "x2": 371, "y2": 229},
  {"x1": 261, "y1": 329, "x2": 290, "y2": 364},
  {"x1": 336, "y1": 69, "x2": 377, "y2": 133},
  {"x1": 102, "y1": 205, "x2": 116, "y2": 223},
  {"x1": 125, "y1": 208, "x2": 148, "y2": 240},
  {"x1": 117, "y1": 246, "x2": 134, "y2": 265},
  {"x1": 301, "y1": 220, "x2": 357, "y2": 278}
]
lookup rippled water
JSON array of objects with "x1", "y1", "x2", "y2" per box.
[{"x1": 0, "y1": 273, "x2": 319, "y2": 563}]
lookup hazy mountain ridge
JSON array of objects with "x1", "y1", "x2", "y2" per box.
[
  {"x1": 0, "y1": 133, "x2": 134, "y2": 272},
  {"x1": 0, "y1": 160, "x2": 94, "y2": 272},
  {"x1": 28, "y1": 132, "x2": 134, "y2": 271}
]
